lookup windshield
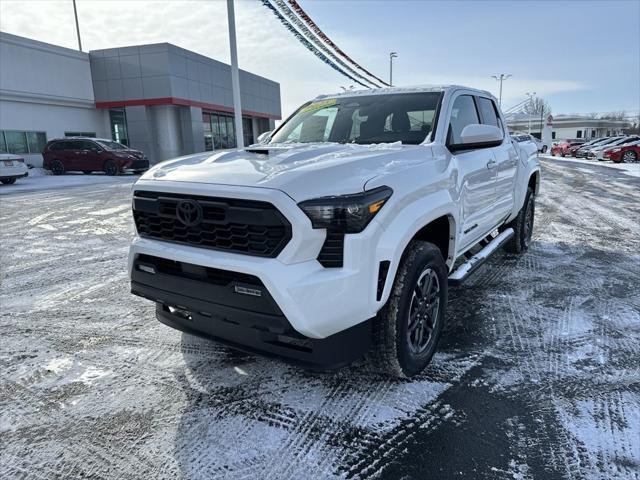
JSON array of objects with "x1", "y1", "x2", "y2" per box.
[
  {"x1": 97, "y1": 140, "x2": 128, "y2": 150},
  {"x1": 270, "y1": 92, "x2": 442, "y2": 145}
]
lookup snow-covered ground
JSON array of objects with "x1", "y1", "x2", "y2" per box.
[
  {"x1": 0, "y1": 168, "x2": 137, "y2": 196},
  {"x1": 540, "y1": 153, "x2": 640, "y2": 177},
  {"x1": 1, "y1": 159, "x2": 638, "y2": 479}
]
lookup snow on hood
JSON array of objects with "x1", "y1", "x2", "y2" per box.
[{"x1": 140, "y1": 142, "x2": 428, "y2": 201}]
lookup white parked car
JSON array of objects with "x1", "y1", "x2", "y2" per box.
[
  {"x1": 128, "y1": 86, "x2": 540, "y2": 377},
  {"x1": 0, "y1": 151, "x2": 29, "y2": 185}
]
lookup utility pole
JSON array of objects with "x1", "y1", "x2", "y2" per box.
[
  {"x1": 72, "y1": 0, "x2": 82, "y2": 52},
  {"x1": 227, "y1": 0, "x2": 244, "y2": 149},
  {"x1": 526, "y1": 91, "x2": 536, "y2": 134},
  {"x1": 491, "y1": 74, "x2": 512, "y2": 106},
  {"x1": 389, "y1": 52, "x2": 398, "y2": 87}
]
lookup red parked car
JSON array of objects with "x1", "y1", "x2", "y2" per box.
[
  {"x1": 551, "y1": 140, "x2": 584, "y2": 157},
  {"x1": 603, "y1": 142, "x2": 640, "y2": 163},
  {"x1": 43, "y1": 138, "x2": 149, "y2": 175}
]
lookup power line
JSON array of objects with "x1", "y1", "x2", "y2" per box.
[
  {"x1": 261, "y1": 0, "x2": 372, "y2": 88},
  {"x1": 270, "y1": 0, "x2": 381, "y2": 88},
  {"x1": 286, "y1": 0, "x2": 389, "y2": 87}
]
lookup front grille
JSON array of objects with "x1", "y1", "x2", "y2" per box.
[
  {"x1": 133, "y1": 191, "x2": 292, "y2": 257},
  {"x1": 131, "y1": 159, "x2": 149, "y2": 169},
  {"x1": 317, "y1": 229, "x2": 345, "y2": 268}
]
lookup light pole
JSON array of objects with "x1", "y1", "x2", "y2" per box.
[
  {"x1": 72, "y1": 0, "x2": 82, "y2": 51},
  {"x1": 389, "y1": 52, "x2": 398, "y2": 87},
  {"x1": 226, "y1": 0, "x2": 244, "y2": 149},
  {"x1": 491, "y1": 74, "x2": 512, "y2": 106},
  {"x1": 526, "y1": 91, "x2": 536, "y2": 134}
]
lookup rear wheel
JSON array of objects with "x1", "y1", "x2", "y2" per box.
[
  {"x1": 503, "y1": 187, "x2": 535, "y2": 254},
  {"x1": 51, "y1": 159, "x2": 65, "y2": 175},
  {"x1": 369, "y1": 241, "x2": 447, "y2": 378},
  {"x1": 103, "y1": 160, "x2": 119, "y2": 176},
  {"x1": 541, "y1": 145, "x2": 547, "y2": 153},
  {"x1": 1, "y1": 178, "x2": 16, "y2": 185},
  {"x1": 622, "y1": 150, "x2": 638, "y2": 163}
]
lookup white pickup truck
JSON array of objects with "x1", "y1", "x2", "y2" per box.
[{"x1": 129, "y1": 86, "x2": 540, "y2": 378}]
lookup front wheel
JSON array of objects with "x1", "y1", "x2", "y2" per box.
[
  {"x1": 503, "y1": 187, "x2": 535, "y2": 254},
  {"x1": 541, "y1": 145, "x2": 548, "y2": 154},
  {"x1": 369, "y1": 242, "x2": 448, "y2": 378},
  {"x1": 1, "y1": 178, "x2": 17, "y2": 185},
  {"x1": 103, "y1": 160, "x2": 119, "y2": 176}
]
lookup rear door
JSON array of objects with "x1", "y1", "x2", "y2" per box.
[
  {"x1": 446, "y1": 93, "x2": 498, "y2": 251},
  {"x1": 62, "y1": 140, "x2": 83, "y2": 171},
  {"x1": 476, "y1": 96, "x2": 518, "y2": 225}
]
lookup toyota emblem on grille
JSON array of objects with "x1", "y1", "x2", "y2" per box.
[{"x1": 176, "y1": 199, "x2": 203, "y2": 227}]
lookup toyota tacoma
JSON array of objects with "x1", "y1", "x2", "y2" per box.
[{"x1": 129, "y1": 86, "x2": 540, "y2": 378}]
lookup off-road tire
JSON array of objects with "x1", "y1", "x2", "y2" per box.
[
  {"x1": 369, "y1": 241, "x2": 448, "y2": 378},
  {"x1": 104, "y1": 160, "x2": 119, "y2": 176},
  {"x1": 51, "y1": 159, "x2": 65, "y2": 175},
  {"x1": 504, "y1": 187, "x2": 535, "y2": 254},
  {"x1": 1, "y1": 178, "x2": 17, "y2": 185}
]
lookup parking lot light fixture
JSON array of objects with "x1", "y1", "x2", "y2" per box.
[{"x1": 491, "y1": 74, "x2": 512, "y2": 106}]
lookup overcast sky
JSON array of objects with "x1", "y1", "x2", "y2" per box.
[{"x1": 1, "y1": 0, "x2": 638, "y2": 119}]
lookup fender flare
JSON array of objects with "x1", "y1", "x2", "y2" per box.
[{"x1": 373, "y1": 189, "x2": 457, "y2": 306}]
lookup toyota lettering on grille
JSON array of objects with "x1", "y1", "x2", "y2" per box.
[{"x1": 176, "y1": 199, "x2": 203, "y2": 227}]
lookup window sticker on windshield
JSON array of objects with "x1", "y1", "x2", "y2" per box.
[{"x1": 300, "y1": 99, "x2": 337, "y2": 114}]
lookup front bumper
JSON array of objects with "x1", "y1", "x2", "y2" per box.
[
  {"x1": 130, "y1": 253, "x2": 371, "y2": 367},
  {"x1": 128, "y1": 180, "x2": 386, "y2": 351}
]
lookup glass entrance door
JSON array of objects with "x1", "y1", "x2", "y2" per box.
[{"x1": 109, "y1": 109, "x2": 129, "y2": 146}]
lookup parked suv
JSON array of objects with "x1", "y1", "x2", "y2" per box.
[
  {"x1": 128, "y1": 86, "x2": 540, "y2": 378},
  {"x1": 43, "y1": 138, "x2": 149, "y2": 175}
]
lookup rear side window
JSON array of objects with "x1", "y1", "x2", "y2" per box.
[
  {"x1": 477, "y1": 97, "x2": 500, "y2": 128},
  {"x1": 49, "y1": 141, "x2": 68, "y2": 151},
  {"x1": 448, "y1": 95, "x2": 480, "y2": 145}
]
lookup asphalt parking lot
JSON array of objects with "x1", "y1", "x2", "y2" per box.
[{"x1": 1, "y1": 158, "x2": 639, "y2": 479}]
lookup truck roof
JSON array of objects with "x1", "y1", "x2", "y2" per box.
[{"x1": 314, "y1": 85, "x2": 495, "y2": 101}]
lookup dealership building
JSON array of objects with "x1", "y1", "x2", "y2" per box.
[
  {"x1": 506, "y1": 113, "x2": 629, "y2": 141},
  {"x1": 0, "y1": 32, "x2": 281, "y2": 166}
]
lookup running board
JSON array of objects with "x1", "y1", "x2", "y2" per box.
[{"x1": 448, "y1": 228, "x2": 514, "y2": 286}]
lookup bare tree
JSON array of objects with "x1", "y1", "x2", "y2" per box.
[
  {"x1": 600, "y1": 110, "x2": 626, "y2": 120},
  {"x1": 521, "y1": 97, "x2": 552, "y2": 117}
]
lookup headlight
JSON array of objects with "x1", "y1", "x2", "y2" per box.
[{"x1": 298, "y1": 186, "x2": 393, "y2": 233}]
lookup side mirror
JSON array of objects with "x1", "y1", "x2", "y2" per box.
[
  {"x1": 257, "y1": 131, "x2": 272, "y2": 144},
  {"x1": 449, "y1": 124, "x2": 503, "y2": 152}
]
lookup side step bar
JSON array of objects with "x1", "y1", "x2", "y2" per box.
[{"x1": 448, "y1": 228, "x2": 514, "y2": 286}]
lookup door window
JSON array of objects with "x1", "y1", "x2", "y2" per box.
[
  {"x1": 448, "y1": 95, "x2": 480, "y2": 145},
  {"x1": 476, "y1": 97, "x2": 500, "y2": 128}
]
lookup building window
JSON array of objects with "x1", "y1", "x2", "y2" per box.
[
  {"x1": 591, "y1": 130, "x2": 596, "y2": 138},
  {"x1": 576, "y1": 130, "x2": 582, "y2": 138},
  {"x1": 1, "y1": 130, "x2": 47, "y2": 154},
  {"x1": 203, "y1": 111, "x2": 251, "y2": 150},
  {"x1": 552, "y1": 132, "x2": 556, "y2": 139},
  {"x1": 65, "y1": 131, "x2": 96, "y2": 138},
  {"x1": 109, "y1": 109, "x2": 129, "y2": 146},
  {"x1": 243, "y1": 117, "x2": 254, "y2": 146}
]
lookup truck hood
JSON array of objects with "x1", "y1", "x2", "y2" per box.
[{"x1": 140, "y1": 142, "x2": 430, "y2": 201}]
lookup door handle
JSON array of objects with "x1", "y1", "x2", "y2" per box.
[{"x1": 486, "y1": 159, "x2": 496, "y2": 169}]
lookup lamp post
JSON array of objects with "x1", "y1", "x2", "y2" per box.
[
  {"x1": 227, "y1": 0, "x2": 244, "y2": 148},
  {"x1": 491, "y1": 74, "x2": 512, "y2": 106},
  {"x1": 72, "y1": 0, "x2": 82, "y2": 51},
  {"x1": 526, "y1": 91, "x2": 536, "y2": 134},
  {"x1": 389, "y1": 52, "x2": 398, "y2": 87}
]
